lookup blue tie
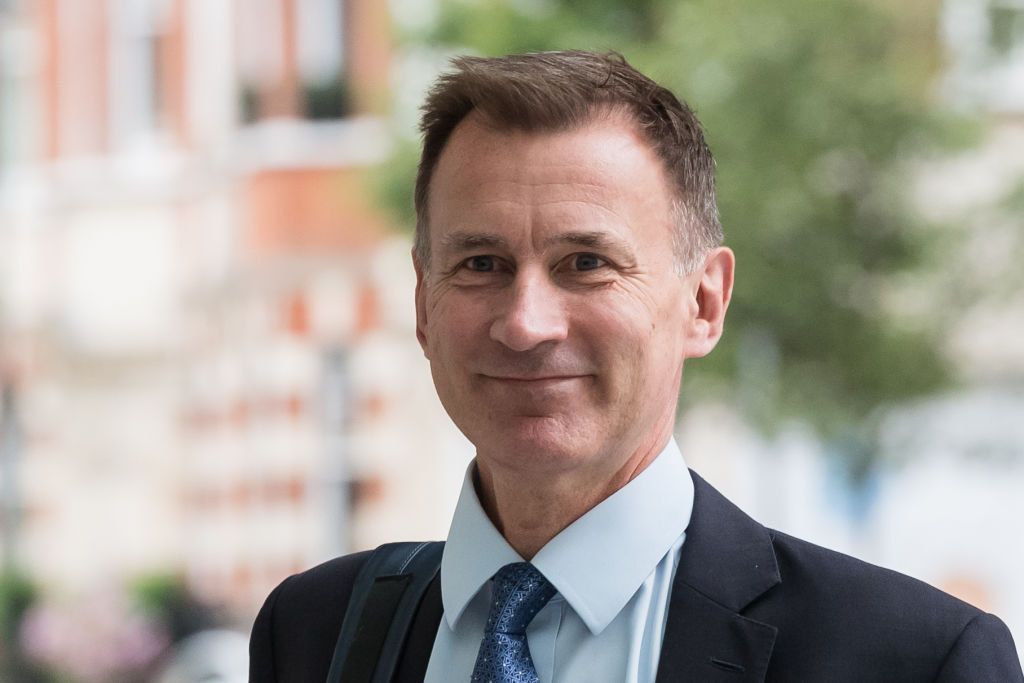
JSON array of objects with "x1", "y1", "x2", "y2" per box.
[{"x1": 471, "y1": 562, "x2": 557, "y2": 683}]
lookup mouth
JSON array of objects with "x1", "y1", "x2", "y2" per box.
[{"x1": 482, "y1": 375, "x2": 588, "y2": 384}]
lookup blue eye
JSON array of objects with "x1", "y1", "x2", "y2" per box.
[
  {"x1": 466, "y1": 256, "x2": 495, "y2": 272},
  {"x1": 574, "y1": 253, "x2": 605, "y2": 271}
]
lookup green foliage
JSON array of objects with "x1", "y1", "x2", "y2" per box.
[
  {"x1": 368, "y1": 139, "x2": 421, "y2": 230},
  {"x1": 0, "y1": 570, "x2": 36, "y2": 640},
  {"x1": 381, "y1": 0, "x2": 982, "y2": 454},
  {"x1": 130, "y1": 573, "x2": 218, "y2": 642},
  {"x1": 131, "y1": 573, "x2": 186, "y2": 615},
  {"x1": 0, "y1": 571, "x2": 45, "y2": 682}
]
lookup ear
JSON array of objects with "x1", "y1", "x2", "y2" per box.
[
  {"x1": 413, "y1": 250, "x2": 430, "y2": 357},
  {"x1": 683, "y1": 247, "x2": 735, "y2": 359}
]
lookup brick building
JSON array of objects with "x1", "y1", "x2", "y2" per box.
[{"x1": 0, "y1": 0, "x2": 465, "y2": 615}]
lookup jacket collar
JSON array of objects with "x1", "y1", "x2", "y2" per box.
[{"x1": 654, "y1": 471, "x2": 781, "y2": 682}]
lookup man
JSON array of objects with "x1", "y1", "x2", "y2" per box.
[{"x1": 250, "y1": 51, "x2": 1023, "y2": 682}]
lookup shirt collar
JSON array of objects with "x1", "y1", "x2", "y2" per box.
[{"x1": 440, "y1": 438, "x2": 694, "y2": 635}]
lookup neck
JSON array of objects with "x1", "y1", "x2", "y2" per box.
[{"x1": 474, "y1": 430, "x2": 672, "y2": 560}]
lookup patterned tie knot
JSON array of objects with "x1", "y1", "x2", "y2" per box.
[{"x1": 485, "y1": 562, "x2": 556, "y2": 637}]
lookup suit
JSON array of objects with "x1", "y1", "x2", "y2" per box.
[{"x1": 250, "y1": 471, "x2": 1023, "y2": 682}]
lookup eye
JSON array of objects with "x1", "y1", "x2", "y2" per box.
[
  {"x1": 464, "y1": 255, "x2": 497, "y2": 272},
  {"x1": 571, "y1": 253, "x2": 606, "y2": 271}
]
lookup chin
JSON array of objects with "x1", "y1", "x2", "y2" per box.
[{"x1": 471, "y1": 415, "x2": 598, "y2": 473}]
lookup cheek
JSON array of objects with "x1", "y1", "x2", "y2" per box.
[
  {"x1": 586, "y1": 296, "x2": 683, "y2": 384},
  {"x1": 579, "y1": 307, "x2": 652, "y2": 378},
  {"x1": 426, "y1": 294, "x2": 491, "y2": 359}
]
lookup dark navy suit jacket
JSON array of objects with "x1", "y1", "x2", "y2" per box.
[{"x1": 250, "y1": 472, "x2": 1024, "y2": 682}]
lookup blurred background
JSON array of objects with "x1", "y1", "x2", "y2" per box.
[{"x1": 0, "y1": 0, "x2": 1022, "y2": 679}]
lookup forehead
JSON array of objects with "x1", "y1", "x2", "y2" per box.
[{"x1": 427, "y1": 111, "x2": 674, "y2": 246}]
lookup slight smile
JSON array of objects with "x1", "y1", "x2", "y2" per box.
[{"x1": 481, "y1": 375, "x2": 590, "y2": 383}]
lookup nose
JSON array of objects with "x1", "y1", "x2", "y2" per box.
[{"x1": 489, "y1": 270, "x2": 568, "y2": 352}]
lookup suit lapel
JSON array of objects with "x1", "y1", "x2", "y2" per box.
[{"x1": 655, "y1": 472, "x2": 780, "y2": 682}]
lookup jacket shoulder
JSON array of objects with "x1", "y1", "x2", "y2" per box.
[
  {"x1": 685, "y1": 472, "x2": 1021, "y2": 679},
  {"x1": 767, "y1": 527, "x2": 980, "y2": 626},
  {"x1": 758, "y1": 529, "x2": 1022, "y2": 680},
  {"x1": 249, "y1": 550, "x2": 374, "y2": 683}
]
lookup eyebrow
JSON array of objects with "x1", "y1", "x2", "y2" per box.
[
  {"x1": 439, "y1": 232, "x2": 509, "y2": 254},
  {"x1": 540, "y1": 231, "x2": 632, "y2": 252},
  {"x1": 438, "y1": 230, "x2": 633, "y2": 255}
]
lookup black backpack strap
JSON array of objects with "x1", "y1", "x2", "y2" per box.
[{"x1": 325, "y1": 541, "x2": 445, "y2": 683}]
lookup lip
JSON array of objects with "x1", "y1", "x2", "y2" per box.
[{"x1": 482, "y1": 375, "x2": 588, "y2": 383}]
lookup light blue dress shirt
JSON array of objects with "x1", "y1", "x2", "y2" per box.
[{"x1": 424, "y1": 439, "x2": 695, "y2": 683}]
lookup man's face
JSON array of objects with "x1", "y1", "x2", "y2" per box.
[{"x1": 415, "y1": 112, "x2": 718, "y2": 479}]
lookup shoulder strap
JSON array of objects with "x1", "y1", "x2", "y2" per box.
[{"x1": 325, "y1": 541, "x2": 445, "y2": 683}]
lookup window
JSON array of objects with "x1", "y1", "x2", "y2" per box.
[
  {"x1": 109, "y1": 0, "x2": 171, "y2": 150},
  {"x1": 237, "y1": 0, "x2": 349, "y2": 124},
  {"x1": 988, "y1": 0, "x2": 1024, "y2": 57},
  {"x1": 943, "y1": 0, "x2": 1024, "y2": 112},
  {"x1": 296, "y1": 0, "x2": 347, "y2": 120}
]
